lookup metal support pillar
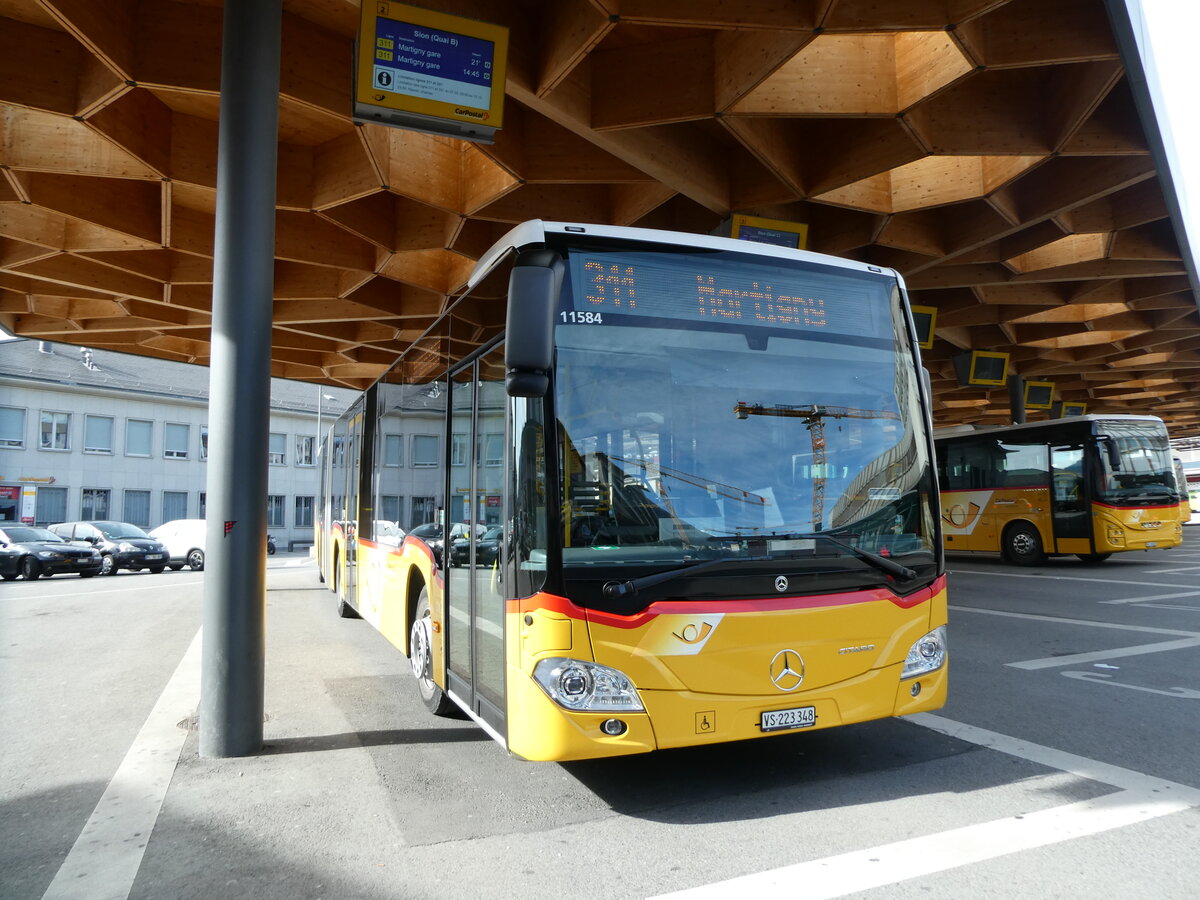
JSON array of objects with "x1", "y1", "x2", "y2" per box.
[
  {"x1": 1008, "y1": 374, "x2": 1027, "y2": 425},
  {"x1": 200, "y1": 0, "x2": 282, "y2": 758}
]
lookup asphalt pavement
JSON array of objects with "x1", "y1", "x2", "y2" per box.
[{"x1": 2, "y1": 540, "x2": 1199, "y2": 900}]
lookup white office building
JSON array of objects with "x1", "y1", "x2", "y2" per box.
[{"x1": 0, "y1": 339, "x2": 355, "y2": 549}]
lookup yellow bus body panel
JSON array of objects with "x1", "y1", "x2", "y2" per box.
[
  {"x1": 941, "y1": 488, "x2": 1182, "y2": 556},
  {"x1": 506, "y1": 579, "x2": 948, "y2": 762},
  {"x1": 1091, "y1": 503, "x2": 1183, "y2": 553}
]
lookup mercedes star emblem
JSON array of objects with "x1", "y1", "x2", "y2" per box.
[
  {"x1": 775, "y1": 575, "x2": 789, "y2": 592},
  {"x1": 770, "y1": 649, "x2": 805, "y2": 691}
]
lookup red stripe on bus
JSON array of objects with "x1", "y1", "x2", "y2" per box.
[{"x1": 513, "y1": 574, "x2": 944, "y2": 626}]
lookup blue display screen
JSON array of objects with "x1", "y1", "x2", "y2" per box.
[
  {"x1": 565, "y1": 250, "x2": 894, "y2": 340},
  {"x1": 372, "y1": 16, "x2": 495, "y2": 109}
]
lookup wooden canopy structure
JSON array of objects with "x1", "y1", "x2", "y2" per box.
[{"x1": 1, "y1": 0, "x2": 1198, "y2": 433}]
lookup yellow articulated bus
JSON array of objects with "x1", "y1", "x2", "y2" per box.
[
  {"x1": 316, "y1": 220, "x2": 947, "y2": 761},
  {"x1": 936, "y1": 415, "x2": 1184, "y2": 565}
]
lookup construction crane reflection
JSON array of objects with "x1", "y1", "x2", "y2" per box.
[{"x1": 733, "y1": 401, "x2": 900, "y2": 530}]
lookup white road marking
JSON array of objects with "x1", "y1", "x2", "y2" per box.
[
  {"x1": 950, "y1": 605, "x2": 1200, "y2": 637},
  {"x1": 650, "y1": 714, "x2": 1200, "y2": 900},
  {"x1": 1009, "y1": 637, "x2": 1200, "y2": 670},
  {"x1": 42, "y1": 629, "x2": 201, "y2": 900},
  {"x1": 1102, "y1": 589, "x2": 1200, "y2": 605},
  {"x1": 1143, "y1": 566, "x2": 1200, "y2": 574},
  {"x1": 1062, "y1": 671, "x2": 1200, "y2": 698},
  {"x1": 947, "y1": 605, "x2": 1200, "y2": 669},
  {"x1": 949, "y1": 568, "x2": 1196, "y2": 589}
]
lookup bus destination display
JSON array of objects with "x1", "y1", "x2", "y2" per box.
[
  {"x1": 567, "y1": 252, "x2": 891, "y2": 339},
  {"x1": 372, "y1": 16, "x2": 496, "y2": 112}
]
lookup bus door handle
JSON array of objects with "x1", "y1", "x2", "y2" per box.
[{"x1": 995, "y1": 499, "x2": 1017, "y2": 505}]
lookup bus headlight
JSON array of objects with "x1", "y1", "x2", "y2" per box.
[
  {"x1": 901, "y1": 626, "x2": 947, "y2": 679},
  {"x1": 1105, "y1": 523, "x2": 1125, "y2": 546},
  {"x1": 533, "y1": 658, "x2": 644, "y2": 712}
]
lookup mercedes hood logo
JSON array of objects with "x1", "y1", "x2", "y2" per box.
[{"x1": 770, "y1": 649, "x2": 805, "y2": 691}]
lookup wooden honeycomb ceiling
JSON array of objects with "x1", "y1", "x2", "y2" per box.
[{"x1": 1, "y1": 0, "x2": 1198, "y2": 434}]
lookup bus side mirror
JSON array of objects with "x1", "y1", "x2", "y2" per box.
[
  {"x1": 1100, "y1": 436, "x2": 1121, "y2": 470},
  {"x1": 505, "y1": 252, "x2": 564, "y2": 398}
]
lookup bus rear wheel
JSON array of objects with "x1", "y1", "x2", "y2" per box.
[
  {"x1": 411, "y1": 589, "x2": 456, "y2": 717},
  {"x1": 1077, "y1": 552, "x2": 1112, "y2": 563},
  {"x1": 1004, "y1": 523, "x2": 1045, "y2": 566}
]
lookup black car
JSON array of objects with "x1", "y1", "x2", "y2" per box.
[
  {"x1": 449, "y1": 526, "x2": 502, "y2": 567},
  {"x1": 48, "y1": 521, "x2": 170, "y2": 575},
  {"x1": 0, "y1": 525, "x2": 103, "y2": 580}
]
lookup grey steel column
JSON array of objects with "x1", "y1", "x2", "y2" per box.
[
  {"x1": 200, "y1": 0, "x2": 282, "y2": 757},
  {"x1": 1008, "y1": 374, "x2": 1027, "y2": 425}
]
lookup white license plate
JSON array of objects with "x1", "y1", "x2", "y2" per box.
[
  {"x1": 145, "y1": 553, "x2": 163, "y2": 560},
  {"x1": 1145, "y1": 542, "x2": 1158, "y2": 548},
  {"x1": 761, "y1": 705, "x2": 816, "y2": 732}
]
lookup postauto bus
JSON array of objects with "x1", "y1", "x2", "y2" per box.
[
  {"x1": 936, "y1": 415, "x2": 1184, "y2": 564},
  {"x1": 317, "y1": 220, "x2": 947, "y2": 761}
]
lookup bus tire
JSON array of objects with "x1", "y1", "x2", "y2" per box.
[
  {"x1": 411, "y1": 588, "x2": 456, "y2": 717},
  {"x1": 1076, "y1": 552, "x2": 1112, "y2": 563},
  {"x1": 1004, "y1": 522, "x2": 1045, "y2": 566}
]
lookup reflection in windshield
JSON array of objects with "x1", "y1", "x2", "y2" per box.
[
  {"x1": 1097, "y1": 421, "x2": 1178, "y2": 504},
  {"x1": 553, "y1": 272, "x2": 936, "y2": 585}
]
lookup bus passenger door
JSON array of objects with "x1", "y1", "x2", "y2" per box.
[
  {"x1": 1050, "y1": 444, "x2": 1090, "y2": 552},
  {"x1": 445, "y1": 347, "x2": 508, "y2": 739}
]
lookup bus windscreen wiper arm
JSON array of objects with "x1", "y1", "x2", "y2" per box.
[
  {"x1": 602, "y1": 555, "x2": 768, "y2": 601},
  {"x1": 708, "y1": 531, "x2": 916, "y2": 582},
  {"x1": 799, "y1": 532, "x2": 917, "y2": 581}
]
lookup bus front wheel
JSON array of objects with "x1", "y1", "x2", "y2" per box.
[
  {"x1": 1004, "y1": 523, "x2": 1045, "y2": 566},
  {"x1": 411, "y1": 589, "x2": 456, "y2": 717}
]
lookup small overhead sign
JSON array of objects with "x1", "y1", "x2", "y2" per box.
[
  {"x1": 730, "y1": 215, "x2": 809, "y2": 250},
  {"x1": 910, "y1": 304, "x2": 936, "y2": 349},
  {"x1": 354, "y1": 2, "x2": 508, "y2": 144},
  {"x1": 1024, "y1": 381, "x2": 1055, "y2": 410}
]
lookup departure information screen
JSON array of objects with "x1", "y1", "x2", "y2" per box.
[{"x1": 565, "y1": 250, "x2": 894, "y2": 340}]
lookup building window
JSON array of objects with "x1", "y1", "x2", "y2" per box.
[
  {"x1": 384, "y1": 434, "x2": 403, "y2": 467},
  {"x1": 124, "y1": 490, "x2": 151, "y2": 527},
  {"x1": 267, "y1": 494, "x2": 286, "y2": 527},
  {"x1": 126, "y1": 419, "x2": 152, "y2": 457},
  {"x1": 0, "y1": 407, "x2": 25, "y2": 448},
  {"x1": 451, "y1": 432, "x2": 467, "y2": 466},
  {"x1": 380, "y1": 495, "x2": 402, "y2": 524},
  {"x1": 294, "y1": 495, "x2": 314, "y2": 528},
  {"x1": 40, "y1": 411, "x2": 70, "y2": 450},
  {"x1": 35, "y1": 486, "x2": 67, "y2": 525},
  {"x1": 84, "y1": 415, "x2": 114, "y2": 454},
  {"x1": 199, "y1": 492, "x2": 206, "y2": 519},
  {"x1": 200, "y1": 425, "x2": 209, "y2": 461},
  {"x1": 295, "y1": 435, "x2": 315, "y2": 467},
  {"x1": 81, "y1": 488, "x2": 110, "y2": 520},
  {"x1": 413, "y1": 435, "x2": 439, "y2": 468},
  {"x1": 163, "y1": 491, "x2": 188, "y2": 522},
  {"x1": 411, "y1": 496, "x2": 436, "y2": 528},
  {"x1": 165, "y1": 423, "x2": 189, "y2": 459},
  {"x1": 483, "y1": 432, "x2": 504, "y2": 467},
  {"x1": 269, "y1": 432, "x2": 286, "y2": 466}
]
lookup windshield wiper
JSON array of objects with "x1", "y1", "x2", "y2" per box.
[
  {"x1": 707, "y1": 530, "x2": 916, "y2": 581},
  {"x1": 602, "y1": 555, "x2": 768, "y2": 601}
]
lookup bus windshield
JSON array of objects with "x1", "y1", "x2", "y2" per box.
[
  {"x1": 1096, "y1": 419, "x2": 1178, "y2": 505},
  {"x1": 552, "y1": 246, "x2": 937, "y2": 593}
]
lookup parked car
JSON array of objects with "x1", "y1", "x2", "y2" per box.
[
  {"x1": 48, "y1": 521, "x2": 170, "y2": 575},
  {"x1": 449, "y1": 526, "x2": 502, "y2": 567},
  {"x1": 409, "y1": 522, "x2": 483, "y2": 567},
  {"x1": 149, "y1": 518, "x2": 208, "y2": 571},
  {"x1": 0, "y1": 525, "x2": 103, "y2": 580}
]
